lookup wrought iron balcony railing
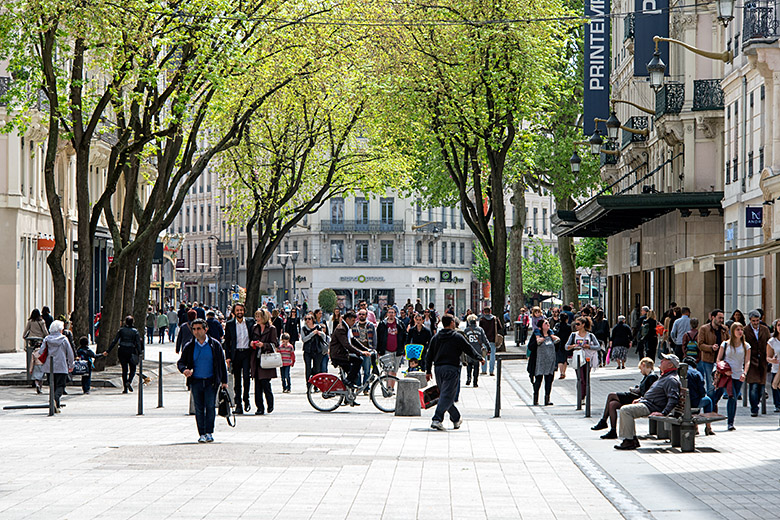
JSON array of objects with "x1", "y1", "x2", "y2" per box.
[
  {"x1": 621, "y1": 116, "x2": 649, "y2": 149},
  {"x1": 743, "y1": 1, "x2": 780, "y2": 43},
  {"x1": 692, "y1": 79, "x2": 725, "y2": 111},
  {"x1": 600, "y1": 140, "x2": 619, "y2": 167},
  {"x1": 321, "y1": 219, "x2": 404, "y2": 233},
  {"x1": 655, "y1": 83, "x2": 684, "y2": 118}
]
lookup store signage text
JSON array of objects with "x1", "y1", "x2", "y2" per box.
[{"x1": 339, "y1": 275, "x2": 385, "y2": 283}]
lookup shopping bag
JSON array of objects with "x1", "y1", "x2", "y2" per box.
[{"x1": 419, "y1": 384, "x2": 440, "y2": 409}]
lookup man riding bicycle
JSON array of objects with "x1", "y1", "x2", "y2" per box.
[{"x1": 329, "y1": 310, "x2": 371, "y2": 387}]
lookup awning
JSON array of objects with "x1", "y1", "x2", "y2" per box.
[
  {"x1": 673, "y1": 239, "x2": 780, "y2": 272},
  {"x1": 552, "y1": 192, "x2": 724, "y2": 237}
]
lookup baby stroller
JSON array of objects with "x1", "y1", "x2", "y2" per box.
[{"x1": 404, "y1": 344, "x2": 425, "y2": 374}]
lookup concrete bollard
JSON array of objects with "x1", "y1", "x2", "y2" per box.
[
  {"x1": 406, "y1": 372, "x2": 427, "y2": 389},
  {"x1": 395, "y1": 377, "x2": 421, "y2": 417}
]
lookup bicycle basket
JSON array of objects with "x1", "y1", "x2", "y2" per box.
[{"x1": 378, "y1": 353, "x2": 396, "y2": 371}]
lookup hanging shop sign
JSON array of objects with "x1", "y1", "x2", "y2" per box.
[
  {"x1": 583, "y1": 0, "x2": 611, "y2": 134},
  {"x1": 746, "y1": 206, "x2": 763, "y2": 228}
]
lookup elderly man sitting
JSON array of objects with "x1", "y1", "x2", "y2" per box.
[{"x1": 615, "y1": 353, "x2": 681, "y2": 450}]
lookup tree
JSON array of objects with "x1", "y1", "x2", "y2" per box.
[
  {"x1": 472, "y1": 240, "x2": 508, "y2": 291},
  {"x1": 318, "y1": 289, "x2": 337, "y2": 314},
  {"x1": 522, "y1": 239, "x2": 563, "y2": 296},
  {"x1": 576, "y1": 237, "x2": 607, "y2": 268},
  {"x1": 371, "y1": 0, "x2": 573, "y2": 329}
]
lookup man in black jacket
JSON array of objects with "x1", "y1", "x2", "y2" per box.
[
  {"x1": 426, "y1": 314, "x2": 483, "y2": 431},
  {"x1": 222, "y1": 303, "x2": 255, "y2": 414},
  {"x1": 177, "y1": 319, "x2": 228, "y2": 443}
]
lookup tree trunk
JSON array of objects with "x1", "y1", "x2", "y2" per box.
[
  {"x1": 509, "y1": 180, "x2": 526, "y2": 325},
  {"x1": 95, "y1": 259, "x2": 127, "y2": 367},
  {"x1": 71, "y1": 148, "x2": 93, "y2": 339},
  {"x1": 245, "y1": 253, "x2": 263, "y2": 312},
  {"x1": 556, "y1": 196, "x2": 578, "y2": 308},
  {"x1": 132, "y1": 238, "x2": 155, "y2": 350},
  {"x1": 489, "y1": 169, "x2": 508, "y2": 334}
]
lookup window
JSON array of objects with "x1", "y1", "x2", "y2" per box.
[
  {"x1": 460, "y1": 210, "x2": 464, "y2": 230},
  {"x1": 241, "y1": 245, "x2": 245, "y2": 266},
  {"x1": 380, "y1": 240, "x2": 393, "y2": 263},
  {"x1": 451, "y1": 207, "x2": 456, "y2": 228},
  {"x1": 460, "y1": 242, "x2": 465, "y2": 264},
  {"x1": 330, "y1": 240, "x2": 344, "y2": 263},
  {"x1": 533, "y1": 208, "x2": 539, "y2": 234},
  {"x1": 200, "y1": 205, "x2": 204, "y2": 232},
  {"x1": 303, "y1": 214, "x2": 308, "y2": 226},
  {"x1": 760, "y1": 147, "x2": 765, "y2": 171},
  {"x1": 186, "y1": 245, "x2": 191, "y2": 270},
  {"x1": 293, "y1": 241, "x2": 297, "y2": 254},
  {"x1": 428, "y1": 208, "x2": 433, "y2": 221},
  {"x1": 441, "y1": 206, "x2": 447, "y2": 228},
  {"x1": 356, "y1": 198, "x2": 369, "y2": 225},
  {"x1": 734, "y1": 33, "x2": 740, "y2": 57},
  {"x1": 416, "y1": 241, "x2": 422, "y2": 263},
  {"x1": 199, "y1": 179, "x2": 203, "y2": 193},
  {"x1": 542, "y1": 208, "x2": 548, "y2": 235},
  {"x1": 726, "y1": 160, "x2": 731, "y2": 184},
  {"x1": 380, "y1": 197, "x2": 394, "y2": 224},
  {"x1": 450, "y1": 241, "x2": 456, "y2": 263},
  {"x1": 416, "y1": 199, "x2": 422, "y2": 224},
  {"x1": 185, "y1": 206, "x2": 190, "y2": 232},
  {"x1": 284, "y1": 241, "x2": 289, "y2": 253},
  {"x1": 303, "y1": 240, "x2": 308, "y2": 263},
  {"x1": 331, "y1": 198, "x2": 344, "y2": 224},
  {"x1": 356, "y1": 240, "x2": 369, "y2": 262},
  {"x1": 442, "y1": 242, "x2": 447, "y2": 263},
  {"x1": 200, "y1": 245, "x2": 204, "y2": 270},
  {"x1": 208, "y1": 245, "x2": 213, "y2": 266},
  {"x1": 428, "y1": 242, "x2": 434, "y2": 263},
  {"x1": 733, "y1": 157, "x2": 738, "y2": 181},
  {"x1": 207, "y1": 204, "x2": 212, "y2": 231},
  {"x1": 748, "y1": 152, "x2": 754, "y2": 177}
]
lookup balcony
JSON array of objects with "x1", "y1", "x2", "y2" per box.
[
  {"x1": 621, "y1": 116, "x2": 648, "y2": 149},
  {"x1": 693, "y1": 79, "x2": 725, "y2": 111},
  {"x1": 600, "y1": 140, "x2": 618, "y2": 167},
  {"x1": 743, "y1": 1, "x2": 780, "y2": 44},
  {"x1": 321, "y1": 219, "x2": 404, "y2": 233},
  {"x1": 655, "y1": 83, "x2": 684, "y2": 118},
  {"x1": 623, "y1": 13, "x2": 635, "y2": 42}
]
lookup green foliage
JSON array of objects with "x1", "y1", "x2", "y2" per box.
[
  {"x1": 576, "y1": 237, "x2": 607, "y2": 268},
  {"x1": 522, "y1": 239, "x2": 563, "y2": 295},
  {"x1": 318, "y1": 289, "x2": 337, "y2": 314},
  {"x1": 472, "y1": 241, "x2": 509, "y2": 290}
]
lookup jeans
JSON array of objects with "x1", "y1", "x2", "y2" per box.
[
  {"x1": 190, "y1": 378, "x2": 217, "y2": 435},
  {"x1": 303, "y1": 351, "x2": 323, "y2": 388},
  {"x1": 280, "y1": 366, "x2": 291, "y2": 391},
  {"x1": 118, "y1": 347, "x2": 137, "y2": 390},
  {"x1": 168, "y1": 323, "x2": 177, "y2": 342},
  {"x1": 53, "y1": 373, "x2": 69, "y2": 407},
  {"x1": 698, "y1": 361, "x2": 714, "y2": 394},
  {"x1": 320, "y1": 354, "x2": 330, "y2": 374},
  {"x1": 81, "y1": 371, "x2": 92, "y2": 393},
  {"x1": 712, "y1": 378, "x2": 743, "y2": 426},
  {"x1": 697, "y1": 395, "x2": 713, "y2": 413},
  {"x1": 432, "y1": 365, "x2": 461, "y2": 424},
  {"x1": 158, "y1": 327, "x2": 167, "y2": 344},
  {"x1": 466, "y1": 361, "x2": 479, "y2": 386},
  {"x1": 232, "y1": 349, "x2": 252, "y2": 405},
  {"x1": 146, "y1": 327, "x2": 154, "y2": 343},
  {"x1": 481, "y1": 342, "x2": 496, "y2": 374},
  {"x1": 255, "y1": 378, "x2": 273, "y2": 413},
  {"x1": 361, "y1": 355, "x2": 371, "y2": 385},
  {"x1": 748, "y1": 382, "x2": 764, "y2": 414}
]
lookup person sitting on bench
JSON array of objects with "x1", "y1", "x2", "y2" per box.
[
  {"x1": 615, "y1": 353, "x2": 681, "y2": 451},
  {"x1": 592, "y1": 357, "x2": 657, "y2": 439},
  {"x1": 682, "y1": 356, "x2": 715, "y2": 436}
]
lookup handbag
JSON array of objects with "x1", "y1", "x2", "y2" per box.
[
  {"x1": 72, "y1": 359, "x2": 89, "y2": 376},
  {"x1": 260, "y1": 346, "x2": 283, "y2": 369},
  {"x1": 217, "y1": 386, "x2": 236, "y2": 427},
  {"x1": 496, "y1": 333, "x2": 506, "y2": 352}
]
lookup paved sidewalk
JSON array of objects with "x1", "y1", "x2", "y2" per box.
[
  {"x1": 502, "y1": 354, "x2": 780, "y2": 520},
  {"x1": 0, "y1": 351, "x2": 622, "y2": 520}
]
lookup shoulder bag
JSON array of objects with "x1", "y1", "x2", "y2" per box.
[{"x1": 260, "y1": 345, "x2": 283, "y2": 369}]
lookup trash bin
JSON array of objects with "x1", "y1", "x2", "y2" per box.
[{"x1": 514, "y1": 321, "x2": 522, "y2": 345}]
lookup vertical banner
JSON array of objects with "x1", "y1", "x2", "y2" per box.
[
  {"x1": 634, "y1": 0, "x2": 669, "y2": 76},
  {"x1": 584, "y1": 0, "x2": 611, "y2": 135}
]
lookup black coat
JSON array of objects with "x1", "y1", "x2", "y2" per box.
[
  {"x1": 177, "y1": 336, "x2": 229, "y2": 388},
  {"x1": 107, "y1": 326, "x2": 143, "y2": 354},
  {"x1": 223, "y1": 317, "x2": 256, "y2": 361},
  {"x1": 610, "y1": 322, "x2": 633, "y2": 347},
  {"x1": 284, "y1": 316, "x2": 300, "y2": 343},
  {"x1": 377, "y1": 320, "x2": 408, "y2": 356}
]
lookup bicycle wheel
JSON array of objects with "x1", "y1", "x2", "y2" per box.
[
  {"x1": 370, "y1": 375, "x2": 399, "y2": 413},
  {"x1": 307, "y1": 385, "x2": 344, "y2": 412}
]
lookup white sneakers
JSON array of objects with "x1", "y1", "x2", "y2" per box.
[
  {"x1": 198, "y1": 434, "x2": 214, "y2": 443},
  {"x1": 430, "y1": 421, "x2": 446, "y2": 431}
]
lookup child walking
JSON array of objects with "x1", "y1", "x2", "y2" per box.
[
  {"x1": 76, "y1": 336, "x2": 98, "y2": 394},
  {"x1": 278, "y1": 332, "x2": 295, "y2": 393}
]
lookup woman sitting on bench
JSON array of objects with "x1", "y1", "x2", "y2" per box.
[{"x1": 592, "y1": 357, "x2": 657, "y2": 439}]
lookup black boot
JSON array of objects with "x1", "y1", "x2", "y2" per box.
[
  {"x1": 234, "y1": 402, "x2": 243, "y2": 415},
  {"x1": 533, "y1": 392, "x2": 539, "y2": 406},
  {"x1": 600, "y1": 429, "x2": 617, "y2": 439},
  {"x1": 591, "y1": 419, "x2": 609, "y2": 431}
]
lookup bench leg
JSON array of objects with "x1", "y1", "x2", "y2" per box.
[
  {"x1": 657, "y1": 422, "x2": 670, "y2": 440},
  {"x1": 670, "y1": 424, "x2": 681, "y2": 448},
  {"x1": 680, "y1": 424, "x2": 696, "y2": 452},
  {"x1": 649, "y1": 419, "x2": 657, "y2": 436}
]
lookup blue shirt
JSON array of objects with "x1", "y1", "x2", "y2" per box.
[{"x1": 192, "y1": 338, "x2": 214, "y2": 379}]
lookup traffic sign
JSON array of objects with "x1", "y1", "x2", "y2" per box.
[{"x1": 232, "y1": 293, "x2": 240, "y2": 301}]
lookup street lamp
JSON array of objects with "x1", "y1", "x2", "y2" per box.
[
  {"x1": 647, "y1": 35, "x2": 732, "y2": 90},
  {"x1": 716, "y1": 0, "x2": 734, "y2": 26},
  {"x1": 570, "y1": 150, "x2": 582, "y2": 174},
  {"x1": 278, "y1": 253, "x2": 290, "y2": 303},
  {"x1": 211, "y1": 265, "x2": 222, "y2": 308},
  {"x1": 289, "y1": 250, "x2": 300, "y2": 304},
  {"x1": 589, "y1": 130, "x2": 604, "y2": 156},
  {"x1": 605, "y1": 111, "x2": 621, "y2": 141},
  {"x1": 647, "y1": 48, "x2": 666, "y2": 90}
]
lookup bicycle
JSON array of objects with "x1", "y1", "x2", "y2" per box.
[{"x1": 307, "y1": 351, "x2": 399, "y2": 413}]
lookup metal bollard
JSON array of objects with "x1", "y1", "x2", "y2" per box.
[
  {"x1": 743, "y1": 381, "x2": 748, "y2": 407},
  {"x1": 48, "y1": 362, "x2": 55, "y2": 416},
  {"x1": 494, "y1": 359, "x2": 503, "y2": 418},
  {"x1": 158, "y1": 352, "x2": 164, "y2": 408},
  {"x1": 762, "y1": 383, "x2": 767, "y2": 415},
  {"x1": 137, "y1": 356, "x2": 144, "y2": 416},
  {"x1": 585, "y1": 358, "x2": 591, "y2": 418},
  {"x1": 576, "y1": 365, "x2": 582, "y2": 411}
]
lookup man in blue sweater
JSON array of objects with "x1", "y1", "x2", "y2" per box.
[{"x1": 178, "y1": 319, "x2": 228, "y2": 443}]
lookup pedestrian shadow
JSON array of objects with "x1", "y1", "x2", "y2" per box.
[{"x1": 636, "y1": 446, "x2": 720, "y2": 454}]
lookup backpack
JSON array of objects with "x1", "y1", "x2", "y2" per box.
[{"x1": 684, "y1": 330, "x2": 699, "y2": 359}]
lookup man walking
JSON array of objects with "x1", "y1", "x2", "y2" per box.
[
  {"x1": 426, "y1": 314, "x2": 484, "y2": 431},
  {"x1": 177, "y1": 318, "x2": 228, "y2": 443},
  {"x1": 167, "y1": 306, "x2": 179, "y2": 343},
  {"x1": 377, "y1": 307, "x2": 407, "y2": 387},
  {"x1": 353, "y1": 309, "x2": 377, "y2": 392},
  {"x1": 615, "y1": 354, "x2": 681, "y2": 450},
  {"x1": 745, "y1": 309, "x2": 770, "y2": 417},
  {"x1": 146, "y1": 308, "x2": 157, "y2": 344},
  {"x1": 698, "y1": 309, "x2": 729, "y2": 393},
  {"x1": 479, "y1": 306, "x2": 498, "y2": 376},
  {"x1": 463, "y1": 315, "x2": 489, "y2": 387},
  {"x1": 223, "y1": 303, "x2": 255, "y2": 414},
  {"x1": 669, "y1": 307, "x2": 691, "y2": 358},
  {"x1": 157, "y1": 309, "x2": 169, "y2": 344}
]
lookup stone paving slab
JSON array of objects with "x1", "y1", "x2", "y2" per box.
[{"x1": 0, "y1": 349, "x2": 623, "y2": 520}]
